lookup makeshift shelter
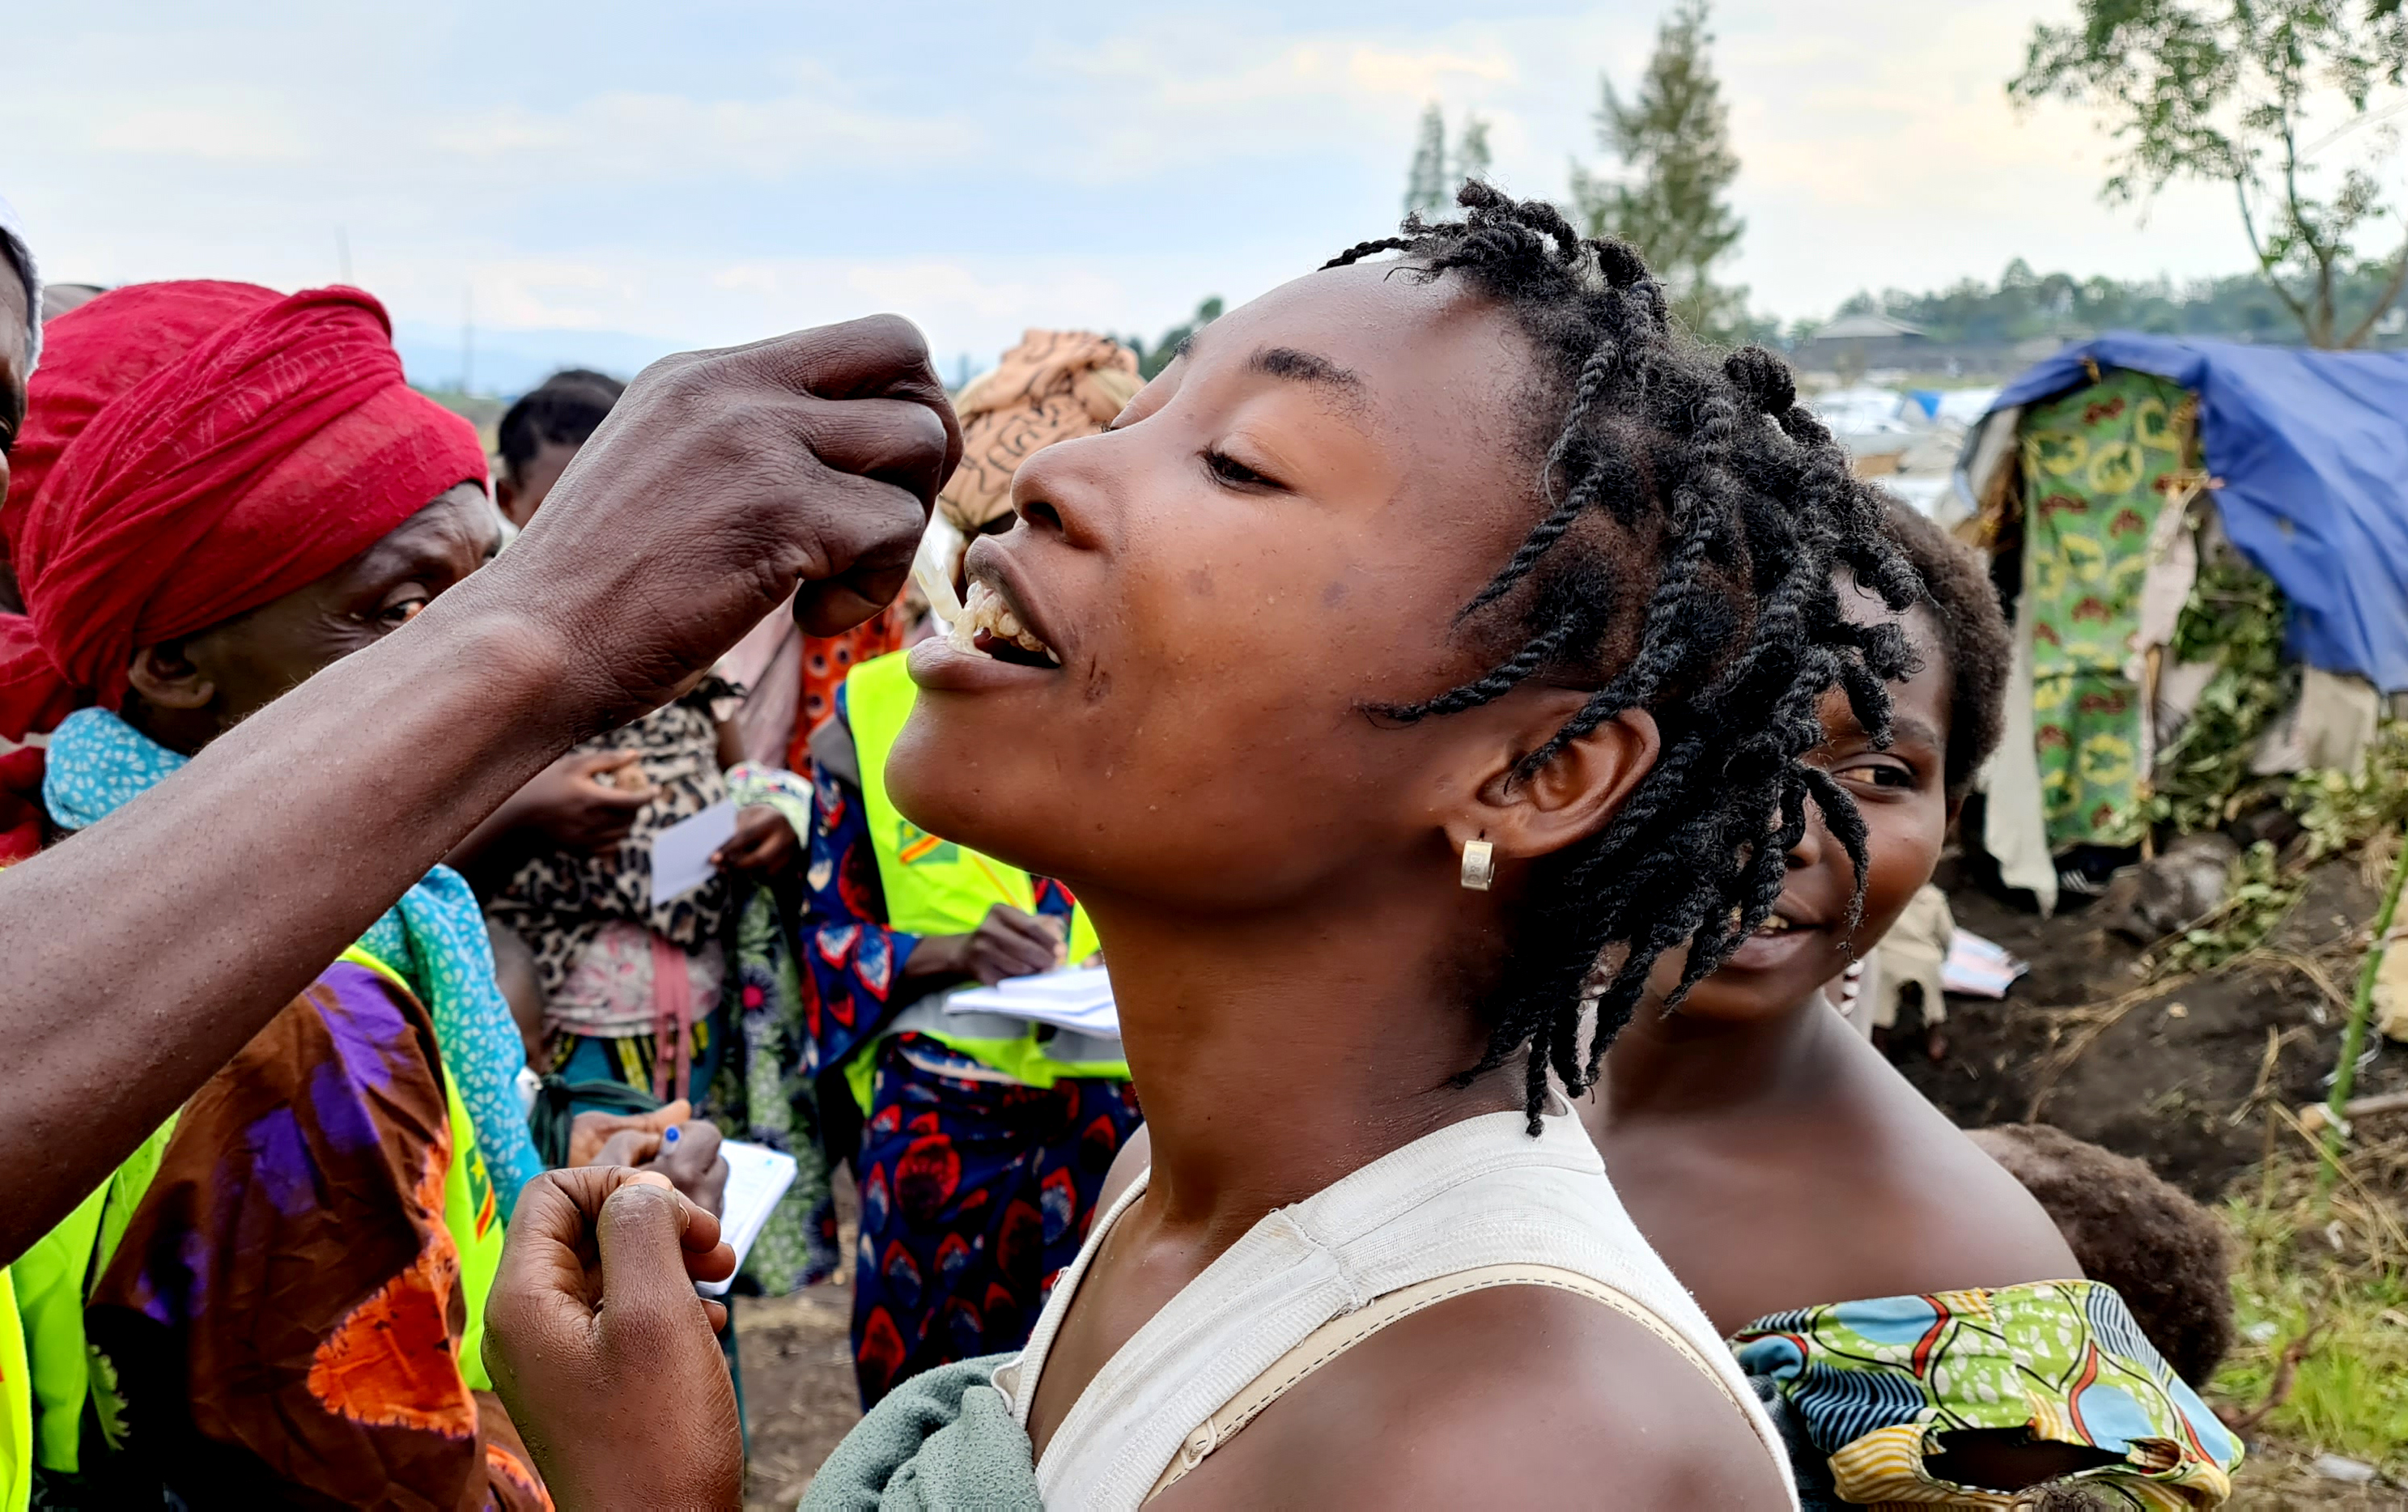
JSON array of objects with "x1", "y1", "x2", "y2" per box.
[{"x1": 1951, "y1": 335, "x2": 2408, "y2": 911}]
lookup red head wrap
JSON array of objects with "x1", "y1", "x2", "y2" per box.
[{"x1": 0, "y1": 280, "x2": 486, "y2": 741}]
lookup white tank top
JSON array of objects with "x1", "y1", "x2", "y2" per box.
[{"x1": 997, "y1": 1102, "x2": 1796, "y2": 1510}]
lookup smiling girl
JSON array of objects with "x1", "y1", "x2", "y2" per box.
[
  {"x1": 1591, "y1": 500, "x2": 2243, "y2": 1509},
  {"x1": 489, "y1": 185, "x2": 1935, "y2": 1509}
]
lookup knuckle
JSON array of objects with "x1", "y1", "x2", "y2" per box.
[{"x1": 849, "y1": 311, "x2": 931, "y2": 365}]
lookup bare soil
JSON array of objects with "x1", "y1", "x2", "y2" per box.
[
  {"x1": 1900, "y1": 858, "x2": 2408, "y2": 1201},
  {"x1": 738, "y1": 1177, "x2": 862, "y2": 1511}
]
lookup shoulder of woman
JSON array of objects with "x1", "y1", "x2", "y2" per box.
[
  {"x1": 1837, "y1": 1078, "x2": 2086, "y2": 1293},
  {"x1": 1189, "y1": 1285, "x2": 1791, "y2": 1509}
]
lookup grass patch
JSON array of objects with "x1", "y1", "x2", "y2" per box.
[{"x1": 2211, "y1": 1126, "x2": 2408, "y2": 1480}]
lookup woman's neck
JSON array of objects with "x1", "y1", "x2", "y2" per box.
[
  {"x1": 1085, "y1": 888, "x2": 1523, "y2": 1245},
  {"x1": 1602, "y1": 984, "x2": 1849, "y2": 1127}
]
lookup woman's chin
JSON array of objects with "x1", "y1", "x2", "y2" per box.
[{"x1": 884, "y1": 717, "x2": 1061, "y2": 876}]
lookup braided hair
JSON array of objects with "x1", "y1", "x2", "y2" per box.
[{"x1": 1331, "y1": 183, "x2": 1921, "y2": 1131}]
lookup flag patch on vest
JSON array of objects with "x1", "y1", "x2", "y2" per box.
[{"x1": 895, "y1": 821, "x2": 959, "y2": 867}]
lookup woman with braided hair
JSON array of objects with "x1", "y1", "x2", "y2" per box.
[
  {"x1": 486, "y1": 184, "x2": 1924, "y2": 1508},
  {"x1": 1592, "y1": 499, "x2": 2241, "y2": 1508}
]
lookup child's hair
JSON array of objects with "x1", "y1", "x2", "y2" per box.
[
  {"x1": 1332, "y1": 183, "x2": 1922, "y2": 1129},
  {"x1": 497, "y1": 368, "x2": 626, "y2": 482},
  {"x1": 1969, "y1": 1123, "x2": 2235, "y2": 1386},
  {"x1": 1875, "y1": 499, "x2": 2010, "y2": 798}
]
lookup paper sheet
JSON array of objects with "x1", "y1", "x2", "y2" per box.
[
  {"x1": 699, "y1": 1139, "x2": 798, "y2": 1298},
  {"x1": 946, "y1": 965, "x2": 1120, "y2": 1038},
  {"x1": 1941, "y1": 928, "x2": 2028, "y2": 1000},
  {"x1": 650, "y1": 800, "x2": 738, "y2": 908}
]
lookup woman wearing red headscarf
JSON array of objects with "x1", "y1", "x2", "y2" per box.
[{"x1": 0, "y1": 281, "x2": 561, "y2": 1506}]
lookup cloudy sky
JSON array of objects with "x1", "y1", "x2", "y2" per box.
[{"x1": 10, "y1": 1, "x2": 2278, "y2": 389}]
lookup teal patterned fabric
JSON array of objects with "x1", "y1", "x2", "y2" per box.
[{"x1": 43, "y1": 707, "x2": 544, "y2": 1215}]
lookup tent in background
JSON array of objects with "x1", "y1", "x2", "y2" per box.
[{"x1": 1951, "y1": 336, "x2": 2408, "y2": 911}]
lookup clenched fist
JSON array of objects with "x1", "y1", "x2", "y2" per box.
[{"x1": 462, "y1": 313, "x2": 964, "y2": 739}]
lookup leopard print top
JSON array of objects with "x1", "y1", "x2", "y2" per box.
[{"x1": 486, "y1": 678, "x2": 739, "y2": 1001}]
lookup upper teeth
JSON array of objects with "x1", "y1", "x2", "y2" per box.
[
  {"x1": 958, "y1": 579, "x2": 1059, "y2": 665},
  {"x1": 1757, "y1": 915, "x2": 1794, "y2": 933}
]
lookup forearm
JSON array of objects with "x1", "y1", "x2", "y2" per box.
[
  {"x1": 443, "y1": 802, "x2": 534, "y2": 896},
  {"x1": 898, "y1": 932, "x2": 959, "y2": 980},
  {"x1": 0, "y1": 588, "x2": 589, "y2": 1260}
]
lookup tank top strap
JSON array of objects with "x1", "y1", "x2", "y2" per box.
[
  {"x1": 1012, "y1": 1105, "x2": 1797, "y2": 1511},
  {"x1": 1143, "y1": 1261, "x2": 1755, "y2": 1503}
]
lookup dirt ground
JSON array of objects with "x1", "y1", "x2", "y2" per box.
[
  {"x1": 737, "y1": 1174, "x2": 863, "y2": 1511},
  {"x1": 736, "y1": 1278, "x2": 860, "y2": 1510},
  {"x1": 1901, "y1": 857, "x2": 2407, "y2": 1200}
]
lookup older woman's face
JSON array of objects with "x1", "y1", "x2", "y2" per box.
[{"x1": 131, "y1": 482, "x2": 499, "y2": 747}]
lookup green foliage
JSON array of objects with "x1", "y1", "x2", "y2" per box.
[
  {"x1": 1569, "y1": 0, "x2": 1749, "y2": 342},
  {"x1": 2215, "y1": 1173, "x2": 2408, "y2": 1472},
  {"x1": 1404, "y1": 102, "x2": 1492, "y2": 218},
  {"x1": 1113, "y1": 296, "x2": 1224, "y2": 381},
  {"x1": 1828, "y1": 258, "x2": 2408, "y2": 346},
  {"x1": 2136, "y1": 557, "x2": 2297, "y2": 835},
  {"x1": 2010, "y1": 0, "x2": 2408, "y2": 348},
  {"x1": 2291, "y1": 722, "x2": 2408, "y2": 860},
  {"x1": 2155, "y1": 840, "x2": 2303, "y2": 976}
]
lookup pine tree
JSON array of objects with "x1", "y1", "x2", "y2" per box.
[
  {"x1": 1405, "y1": 103, "x2": 1449, "y2": 216},
  {"x1": 1453, "y1": 115, "x2": 1492, "y2": 189},
  {"x1": 1570, "y1": 0, "x2": 1748, "y2": 342},
  {"x1": 1405, "y1": 104, "x2": 1493, "y2": 216}
]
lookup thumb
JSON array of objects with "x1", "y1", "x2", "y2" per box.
[{"x1": 592, "y1": 1178, "x2": 720, "y2": 1328}]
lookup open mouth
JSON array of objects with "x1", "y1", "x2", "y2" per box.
[
  {"x1": 953, "y1": 578, "x2": 1061, "y2": 669},
  {"x1": 1753, "y1": 911, "x2": 1814, "y2": 936}
]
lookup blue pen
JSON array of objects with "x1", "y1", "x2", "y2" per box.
[{"x1": 662, "y1": 1125, "x2": 681, "y2": 1149}]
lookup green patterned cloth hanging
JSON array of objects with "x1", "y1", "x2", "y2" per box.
[{"x1": 2019, "y1": 370, "x2": 2194, "y2": 850}]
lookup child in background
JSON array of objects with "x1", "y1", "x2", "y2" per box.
[
  {"x1": 1590, "y1": 499, "x2": 2241, "y2": 1509},
  {"x1": 1970, "y1": 1122, "x2": 2236, "y2": 1389}
]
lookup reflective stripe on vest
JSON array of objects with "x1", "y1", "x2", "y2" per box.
[
  {"x1": 339, "y1": 947, "x2": 504, "y2": 1393},
  {"x1": 840, "y1": 651, "x2": 1125, "y2": 1106}
]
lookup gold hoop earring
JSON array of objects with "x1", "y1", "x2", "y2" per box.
[{"x1": 1459, "y1": 839, "x2": 1496, "y2": 892}]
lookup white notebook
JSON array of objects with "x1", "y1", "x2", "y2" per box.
[
  {"x1": 699, "y1": 1139, "x2": 797, "y2": 1298},
  {"x1": 946, "y1": 965, "x2": 1120, "y2": 1039},
  {"x1": 651, "y1": 800, "x2": 738, "y2": 908}
]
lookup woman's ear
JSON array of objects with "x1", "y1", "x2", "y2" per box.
[
  {"x1": 125, "y1": 640, "x2": 216, "y2": 712},
  {"x1": 1446, "y1": 704, "x2": 1662, "y2": 873}
]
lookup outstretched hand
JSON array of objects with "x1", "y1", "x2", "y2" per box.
[
  {"x1": 489, "y1": 312, "x2": 966, "y2": 734},
  {"x1": 567, "y1": 1097, "x2": 693, "y2": 1169},
  {"x1": 485, "y1": 1167, "x2": 744, "y2": 1511}
]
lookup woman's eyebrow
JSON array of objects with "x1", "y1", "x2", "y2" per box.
[
  {"x1": 1887, "y1": 714, "x2": 1945, "y2": 751},
  {"x1": 1248, "y1": 345, "x2": 1366, "y2": 397}
]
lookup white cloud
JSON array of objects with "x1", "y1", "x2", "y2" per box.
[
  {"x1": 89, "y1": 101, "x2": 312, "y2": 161},
  {"x1": 427, "y1": 87, "x2": 978, "y2": 181},
  {"x1": 11, "y1": 0, "x2": 2391, "y2": 387}
]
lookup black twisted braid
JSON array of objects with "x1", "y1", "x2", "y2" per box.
[{"x1": 1330, "y1": 183, "x2": 1921, "y2": 1132}]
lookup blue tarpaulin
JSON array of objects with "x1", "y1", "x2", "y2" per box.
[{"x1": 1988, "y1": 333, "x2": 2408, "y2": 693}]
